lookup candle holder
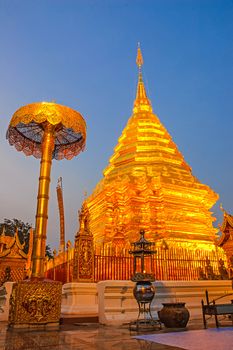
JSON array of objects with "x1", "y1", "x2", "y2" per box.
[{"x1": 129, "y1": 229, "x2": 161, "y2": 331}]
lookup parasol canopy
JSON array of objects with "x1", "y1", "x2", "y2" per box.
[{"x1": 6, "y1": 102, "x2": 86, "y2": 160}]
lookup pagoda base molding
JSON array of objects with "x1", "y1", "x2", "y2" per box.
[
  {"x1": 2, "y1": 280, "x2": 232, "y2": 327},
  {"x1": 61, "y1": 282, "x2": 98, "y2": 316},
  {"x1": 97, "y1": 280, "x2": 233, "y2": 325}
]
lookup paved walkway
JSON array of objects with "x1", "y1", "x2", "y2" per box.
[{"x1": 0, "y1": 319, "x2": 231, "y2": 350}]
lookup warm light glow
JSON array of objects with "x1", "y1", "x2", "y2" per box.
[{"x1": 86, "y1": 47, "x2": 219, "y2": 259}]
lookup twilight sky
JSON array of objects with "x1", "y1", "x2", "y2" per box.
[{"x1": 0, "y1": 0, "x2": 232, "y2": 249}]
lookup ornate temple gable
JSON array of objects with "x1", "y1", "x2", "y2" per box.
[
  {"x1": 217, "y1": 208, "x2": 233, "y2": 267},
  {"x1": 0, "y1": 227, "x2": 31, "y2": 284},
  {"x1": 218, "y1": 208, "x2": 233, "y2": 247},
  {"x1": 0, "y1": 229, "x2": 27, "y2": 259}
]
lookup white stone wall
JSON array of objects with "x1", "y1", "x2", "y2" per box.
[
  {"x1": 2, "y1": 280, "x2": 232, "y2": 325},
  {"x1": 61, "y1": 282, "x2": 98, "y2": 316},
  {"x1": 97, "y1": 280, "x2": 233, "y2": 325}
]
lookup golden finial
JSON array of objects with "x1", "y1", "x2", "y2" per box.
[
  {"x1": 136, "y1": 42, "x2": 143, "y2": 67},
  {"x1": 133, "y1": 43, "x2": 152, "y2": 113}
]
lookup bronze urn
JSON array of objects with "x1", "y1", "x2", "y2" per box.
[{"x1": 158, "y1": 302, "x2": 190, "y2": 328}]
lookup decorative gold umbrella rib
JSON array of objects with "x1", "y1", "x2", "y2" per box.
[{"x1": 6, "y1": 101, "x2": 86, "y2": 279}]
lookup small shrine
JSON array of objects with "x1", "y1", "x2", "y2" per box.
[{"x1": 0, "y1": 227, "x2": 33, "y2": 284}]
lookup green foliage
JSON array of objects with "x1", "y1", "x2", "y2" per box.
[{"x1": 45, "y1": 244, "x2": 53, "y2": 259}]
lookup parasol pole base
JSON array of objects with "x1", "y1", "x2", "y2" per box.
[{"x1": 8, "y1": 279, "x2": 62, "y2": 331}]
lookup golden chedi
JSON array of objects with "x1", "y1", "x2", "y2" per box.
[{"x1": 86, "y1": 46, "x2": 218, "y2": 254}]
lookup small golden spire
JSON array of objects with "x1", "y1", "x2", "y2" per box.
[
  {"x1": 133, "y1": 43, "x2": 152, "y2": 113},
  {"x1": 136, "y1": 42, "x2": 144, "y2": 68}
]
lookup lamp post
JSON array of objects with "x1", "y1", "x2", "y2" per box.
[
  {"x1": 129, "y1": 229, "x2": 161, "y2": 331},
  {"x1": 6, "y1": 102, "x2": 86, "y2": 329}
]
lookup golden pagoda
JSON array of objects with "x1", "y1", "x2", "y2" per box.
[{"x1": 86, "y1": 45, "x2": 219, "y2": 254}]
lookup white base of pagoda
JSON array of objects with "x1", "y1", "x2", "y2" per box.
[
  {"x1": 61, "y1": 282, "x2": 98, "y2": 316},
  {"x1": 2, "y1": 280, "x2": 232, "y2": 325},
  {"x1": 97, "y1": 280, "x2": 233, "y2": 325}
]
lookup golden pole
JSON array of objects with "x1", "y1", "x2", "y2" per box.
[
  {"x1": 7, "y1": 102, "x2": 86, "y2": 329},
  {"x1": 31, "y1": 123, "x2": 55, "y2": 279}
]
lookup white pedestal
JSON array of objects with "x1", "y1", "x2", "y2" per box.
[{"x1": 61, "y1": 282, "x2": 98, "y2": 317}]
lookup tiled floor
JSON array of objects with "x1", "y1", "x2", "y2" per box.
[
  {"x1": 0, "y1": 320, "x2": 231, "y2": 350},
  {"x1": 0, "y1": 322, "x2": 188, "y2": 350}
]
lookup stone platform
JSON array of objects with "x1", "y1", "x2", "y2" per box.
[
  {"x1": 1, "y1": 280, "x2": 232, "y2": 327},
  {"x1": 61, "y1": 280, "x2": 233, "y2": 325},
  {"x1": 0, "y1": 319, "x2": 232, "y2": 350}
]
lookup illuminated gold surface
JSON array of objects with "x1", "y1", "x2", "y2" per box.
[
  {"x1": 217, "y1": 208, "x2": 233, "y2": 267},
  {"x1": 56, "y1": 177, "x2": 65, "y2": 253},
  {"x1": 32, "y1": 124, "x2": 55, "y2": 278},
  {"x1": 0, "y1": 229, "x2": 27, "y2": 259},
  {"x1": 86, "y1": 47, "x2": 219, "y2": 255},
  {"x1": 7, "y1": 101, "x2": 86, "y2": 160},
  {"x1": 6, "y1": 102, "x2": 86, "y2": 280},
  {"x1": 8, "y1": 280, "x2": 62, "y2": 328},
  {"x1": 73, "y1": 202, "x2": 94, "y2": 282}
]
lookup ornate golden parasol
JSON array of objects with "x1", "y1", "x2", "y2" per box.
[{"x1": 6, "y1": 101, "x2": 86, "y2": 280}]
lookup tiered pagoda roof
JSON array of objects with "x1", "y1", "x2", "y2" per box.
[{"x1": 86, "y1": 45, "x2": 218, "y2": 251}]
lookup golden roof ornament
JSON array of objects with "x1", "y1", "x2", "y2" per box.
[
  {"x1": 134, "y1": 44, "x2": 152, "y2": 113},
  {"x1": 136, "y1": 43, "x2": 144, "y2": 68}
]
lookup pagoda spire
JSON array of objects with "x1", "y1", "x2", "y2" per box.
[{"x1": 133, "y1": 43, "x2": 152, "y2": 113}]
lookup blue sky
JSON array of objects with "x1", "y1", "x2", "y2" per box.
[{"x1": 0, "y1": 0, "x2": 232, "y2": 248}]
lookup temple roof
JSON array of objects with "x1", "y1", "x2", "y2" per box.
[
  {"x1": 0, "y1": 229, "x2": 27, "y2": 259},
  {"x1": 217, "y1": 208, "x2": 233, "y2": 246}
]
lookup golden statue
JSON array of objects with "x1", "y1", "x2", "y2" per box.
[{"x1": 85, "y1": 45, "x2": 219, "y2": 255}]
